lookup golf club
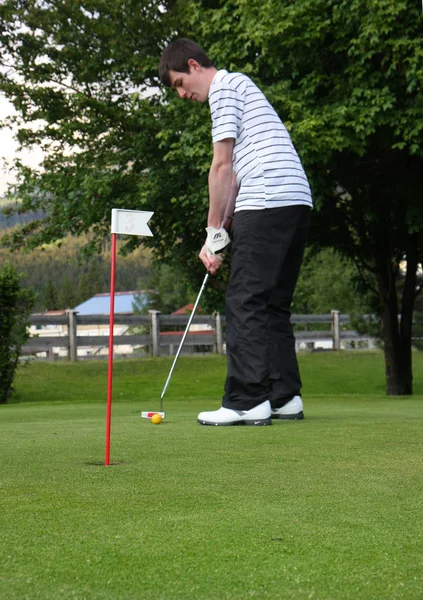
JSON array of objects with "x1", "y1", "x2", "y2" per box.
[
  {"x1": 160, "y1": 272, "x2": 210, "y2": 409},
  {"x1": 159, "y1": 217, "x2": 232, "y2": 412}
]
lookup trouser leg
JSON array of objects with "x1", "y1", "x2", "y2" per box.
[
  {"x1": 222, "y1": 206, "x2": 310, "y2": 411},
  {"x1": 268, "y1": 208, "x2": 310, "y2": 407}
]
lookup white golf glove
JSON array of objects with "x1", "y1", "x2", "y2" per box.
[{"x1": 205, "y1": 226, "x2": 231, "y2": 258}]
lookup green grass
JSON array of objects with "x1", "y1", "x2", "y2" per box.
[{"x1": 1, "y1": 352, "x2": 423, "y2": 599}]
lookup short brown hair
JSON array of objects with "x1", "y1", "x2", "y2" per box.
[{"x1": 159, "y1": 39, "x2": 213, "y2": 86}]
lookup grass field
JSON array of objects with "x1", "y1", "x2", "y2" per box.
[{"x1": 1, "y1": 352, "x2": 423, "y2": 599}]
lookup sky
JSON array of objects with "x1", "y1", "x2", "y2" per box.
[{"x1": 0, "y1": 94, "x2": 43, "y2": 197}]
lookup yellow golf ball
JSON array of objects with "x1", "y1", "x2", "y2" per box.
[{"x1": 151, "y1": 413, "x2": 162, "y2": 425}]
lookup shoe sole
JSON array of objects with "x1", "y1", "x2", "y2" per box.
[
  {"x1": 197, "y1": 418, "x2": 272, "y2": 426},
  {"x1": 271, "y1": 411, "x2": 304, "y2": 420}
]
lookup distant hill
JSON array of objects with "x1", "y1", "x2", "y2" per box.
[
  {"x1": 0, "y1": 217, "x2": 152, "y2": 312},
  {"x1": 0, "y1": 195, "x2": 18, "y2": 207},
  {"x1": 0, "y1": 199, "x2": 47, "y2": 229}
]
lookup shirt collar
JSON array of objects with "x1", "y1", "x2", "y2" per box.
[{"x1": 209, "y1": 69, "x2": 228, "y2": 98}]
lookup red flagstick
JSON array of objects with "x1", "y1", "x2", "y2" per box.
[
  {"x1": 104, "y1": 209, "x2": 153, "y2": 466},
  {"x1": 105, "y1": 232, "x2": 117, "y2": 466}
]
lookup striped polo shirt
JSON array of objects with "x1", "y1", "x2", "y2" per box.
[{"x1": 208, "y1": 69, "x2": 313, "y2": 211}]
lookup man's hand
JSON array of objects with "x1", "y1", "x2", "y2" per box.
[
  {"x1": 199, "y1": 244, "x2": 225, "y2": 275},
  {"x1": 205, "y1": 226, "x2": 231, "y2": 256},
  {"x1": 199, "y1": 223, "x2": 232, "y2": 274}
]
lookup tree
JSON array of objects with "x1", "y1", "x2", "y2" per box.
[
  {"x1": 0, "y1": 0, "x2": 174, "y2": 252},
  {"x1": 135, "y1": 262, "x2": 195, "y2": 314},
  {"x1": 1, "y1": 0, "x2": 422, "y2": 394},
  {"x1": 77, "y1": 258, "x2": 105, "y2": 303},
  {"x1": 43, "y1": 278, "x2": 59, "y2": 311},
  {"x1": 177, "y1": 0, "x2": 423, "y2": 394},
  {"x1": 58, "y1": 274, "x2": 78, "y2": 310},
  {"x1": 0, "y1": 0, "x2": 228, "y2": 310},
  {"x1": 292, "y1": 248, "x2": 373, "y2": 316},
  {"x1": 0, "y1": 263, "x2": 35, "y2": 403}
]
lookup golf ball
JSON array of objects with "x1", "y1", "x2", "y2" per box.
[{"x1": 151, "y1": 413, "x2": 162, "y2": 425}]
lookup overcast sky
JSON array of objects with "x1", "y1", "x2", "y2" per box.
[{"x1": 0, "y1": 94, "x2": 43, "y2": 196}]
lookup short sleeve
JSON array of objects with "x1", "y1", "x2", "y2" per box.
[{"x1": 208, "y1": 83, "x2": 244, "y2": 143}]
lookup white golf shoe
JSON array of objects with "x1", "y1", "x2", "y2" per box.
[
  {"x1": 197, "y1": 400, "x2": 272, "y2": 426},
  {"x1": 271, "y1": 396, "x2": 304, "y2": 420}
]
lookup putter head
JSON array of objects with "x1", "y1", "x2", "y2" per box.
[{"x1": 141, "y1": 411, "x2": 166, "y2": 419}]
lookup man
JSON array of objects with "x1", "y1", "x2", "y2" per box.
[{"x1": 159, "y1": 39, "x2": 312, "y2": 426}]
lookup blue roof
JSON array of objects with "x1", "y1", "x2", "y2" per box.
[{"x1": 74, "y1": 291, "x2": 148, "y2": 315}]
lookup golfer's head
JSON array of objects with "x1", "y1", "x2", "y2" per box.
[{"x1": 159, "y1": 39, "x2": 216, "y2": 103}]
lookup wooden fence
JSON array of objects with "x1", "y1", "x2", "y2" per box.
[{"x1": 23, "y1": 310, "x2": 375, "y2": 361}]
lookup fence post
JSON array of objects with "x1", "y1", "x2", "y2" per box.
[
  {"x1": 331, "y1": 310, "x2": 341, "y2": 350},
  {"x1": 149, "y1": 310, "x2": 161, "y2": 356},
  {"x1": 47, "y1": 345, "x2": 55, "y2": 361},
  {"x1": 215, "y1": 312, "x2": 223, "y2": 354},
  {"x1": 67, "y1": 309, "x2": 78, "y2": 361}
]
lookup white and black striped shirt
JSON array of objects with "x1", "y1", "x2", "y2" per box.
[{"x1": 208, "y1": 70, "x2": 313, "y2": 211}]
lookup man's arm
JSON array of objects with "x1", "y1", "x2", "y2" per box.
[
  {"x1": 223, "y1": 171, "x2": 238, "y2": 226},
  {"x1": 207, "y1": 138, "x2": 235, "y2": 227},
  {"x1": 200, "y1": 139, "x2": 237, "y2": 274}
]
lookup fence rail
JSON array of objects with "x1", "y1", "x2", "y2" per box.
[{"x1": 23, "y1": 309, "x2": 376, "y2": 361}]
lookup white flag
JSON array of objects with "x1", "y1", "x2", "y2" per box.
[{"x1": 111, "y1": 209, "x2": 154, "y2": 236}]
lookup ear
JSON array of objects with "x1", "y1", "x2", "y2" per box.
[{"x1": 187, "y1": 58, "x2": 201, "y2": 72}]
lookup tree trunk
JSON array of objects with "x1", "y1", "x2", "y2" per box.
[
  {"x1": 382, "y1": 307, "x2": 413, "y2": 395},
  {"x1": 378, "y1": 234, "x2": 418, "y2": 396}
]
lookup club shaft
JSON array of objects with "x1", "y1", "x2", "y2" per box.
[{"x1": 160, "y1": 272, "x2": 209, "y2": 408}]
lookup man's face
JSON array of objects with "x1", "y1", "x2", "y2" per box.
[{"x1": 168, "y1": 63, "x2": 210, "y2": 103}]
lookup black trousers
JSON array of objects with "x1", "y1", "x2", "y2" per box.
[{"x1": 222, "y1": 205, "x2": 311, "y2": 411}]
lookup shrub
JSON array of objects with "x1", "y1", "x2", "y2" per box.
[{"x1": 0, "y1": 263, "x2": 36, "y2": 403}]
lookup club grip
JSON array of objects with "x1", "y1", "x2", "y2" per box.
[{"x1": 222, "y1": 216, "x2": 233, "y2": 234}]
